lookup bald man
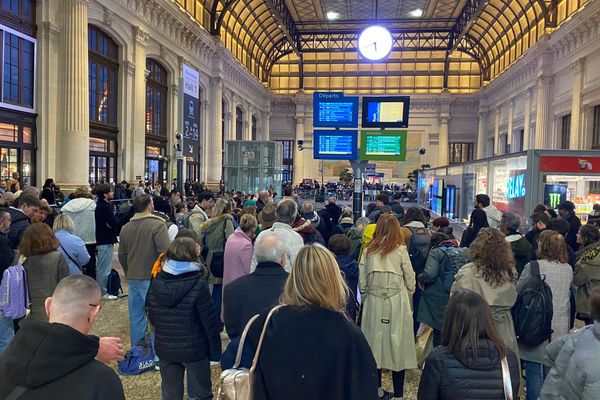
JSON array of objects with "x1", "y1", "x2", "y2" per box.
[{"x1": 0, "y1": 275, "x2": 125, "y2": 400}]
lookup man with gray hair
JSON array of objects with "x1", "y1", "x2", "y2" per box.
[
  {"x1": 256, "y1": 190, "x2": 270, "y2": 215},
  {"x1": 250, "y1": 198, "x2": 304, "y2": 272},
  {"x1": 221, "y1": 232, "x2": 289, "y2": 368},
  {"x1": 0, "y1": 275, "x2": 125, "y2": 399},
  {"x1": 500, "y1": 212, "x2": 532, "y2": 275}
]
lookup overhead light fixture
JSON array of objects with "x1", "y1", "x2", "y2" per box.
[
  {"x1": 409, "y1": 8, "x2": 423, "y2": 17},
  {"x1": 326, "y1": 11, "x2": 340, "y2": 21}
]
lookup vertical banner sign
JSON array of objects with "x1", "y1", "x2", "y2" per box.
[{"x1": 182, "y1": 64, "x2": 200, "y2": 157}]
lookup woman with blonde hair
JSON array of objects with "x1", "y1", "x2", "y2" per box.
[
  {"x1": 360, "y1": 213, "x2": 416, "y2": 400},
  {"x1": 53, "y1": 214, "x2": 90, "y2": 275},
  {"x1": 245, "y1": 245, "x2": 378, "y2": 400},
  {"x1": 451, "y1": 228, "x2": 519, "y2": 358}
]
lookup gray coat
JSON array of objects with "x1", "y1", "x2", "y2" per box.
[
  {"x1": 23, "y1": 251, "x2": 69, "y2": 322},
  {"x1": 540, "y1": 323, "x2": 600, "y2": 399}
]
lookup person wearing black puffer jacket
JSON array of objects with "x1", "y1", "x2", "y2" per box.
[
  {"x1": 146, "y1": 237, "x2": 221, "y2": 400},
  {"x1": 418, "y1": 288, "x2": 520, "y2": 400}
]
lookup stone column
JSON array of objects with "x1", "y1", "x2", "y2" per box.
[
  {"x1": 131, "y1": 26, "x2": 148, "y2": 181},
  {"x1": 58, "y1": 0, "x2": 89, "y2": 189},
  {"x1": 262, "y1": 110, "x2": 271, "y2": 141},
  {"x1": 169, "y1": 82, "x2": 180, "y2": 183},
  {"x1": 293, "y1": 116, "x2": 305, "y2": 185},
  {"x1": 535, "y1": 75, "x2": 554, "y2": 149},
  {"x1": 477, "y1": 110, "x2": 487, "y2": 159},
  {"x1": 493, "y1": 109, "x2": 500, "y2": 155},
  {"x1": 507, "y1": 100, "x2": 514, "y2": 151},
  {"x1": 246, "y1": 109, "x2": 253, "y2": 140},
  {"x1": 208, "y1": 76, "x2": 223, "y2": 184},
  {"x1": 570, "y1": 58, "x2": 585, "y2": 150},
  {"x1": 243, "y1": 119, "x2": 250, "y2": 141},
  {"x1": 437, "y1": 116, "x2": 449, "y2": 166},
  {"x1": 201, "y1": 101, "x2": 210, "y2": 182},
  {"x1": 523, "y1": 89, "x2": 532, "y2": 150}
]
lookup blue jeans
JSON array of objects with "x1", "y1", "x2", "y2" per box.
[
  {"x1": 0, "y1": 312, "x2": 14, "y2": 356},
  {"x1": 523, "y1": 360, "x2": 544, "y2": 400},
  {"x1": 128, "y1": 279, "x2": 151, "y2": 346},
  {"x1": 96, "y1": 244, "x2": 114, "y2": 296}
]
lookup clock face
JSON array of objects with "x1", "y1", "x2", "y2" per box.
[{"x1": 358, "y1": 26, "x2": 393, "y2": 61}]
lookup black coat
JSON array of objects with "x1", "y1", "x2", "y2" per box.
[
  {"x1": 222, "y1": 262, "x2": 288, "y2": 340},
  {"x1": 0, "y1": 320, "x2": 124, "y2": 400},
  {"x1": 564, "y1": 212, "x2": 582, "y2": 252},
  {"x1": 94, "y1": 200, "x2": 118, "y2": 245},
  {"x1": 146, "y1": 269, "x2": 221, "y2": 363},
  {"x1": 0, "y1": 231, "x2": 13, "y2": 276},
  {"x1": 418, "y1": 340, "x2": 520, "y2": 400},
  {"x1": 336, "y1": 255, "x2": 359, "y2": 321},
  {"x1": 7, "y1": 207, "x2": 30, "y2": 248},
  {"x1": 246, "y1": 305, "x2": 379, "y2": 400},
  {"x1": 459, "y1": 227, "x2": 481, "y2": 248},
  {"x1": 324, "y1": 203, "x2": 342, "y2": 226},
  {"x1": 508, "y1": 235, "x2": 532, "y2": 276}
]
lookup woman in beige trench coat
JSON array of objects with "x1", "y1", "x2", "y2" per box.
[{"x1": 360, "y1": 214, "x2": 417, "y2": 400}]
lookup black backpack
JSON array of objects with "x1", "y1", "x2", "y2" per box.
[
  {"x1": 407, "y1": 226, "x2": 431, "y2": 274},
  {"x1": 439, "y1": 246, "x2": 470, "y2": 291},
  {"x1": 512, "y1": 261, "x2": 554, "y2": 347},
  {"x1": 107, "y1": 269, "x2": 123, "y2": 297}
]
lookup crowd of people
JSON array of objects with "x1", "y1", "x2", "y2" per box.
[{"x1": 0, "y1": 178, "x2": 598, "y2": 400}]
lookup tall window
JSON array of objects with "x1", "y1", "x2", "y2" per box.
[
  {"x1": 235, "y1": 107, "x2": 243, "y2": 141},
  {"x1": 449, "y1": 143, "x2": 474, "y2": 164},
  {"x1": 1, "y1": 31, "x2": 33, "y2": 109},
  {"x1": 593, "y1": 106, "x2": 600, "y2": 148},
  {"x1": 88, "y1": 26, "x2": 118, "y2": 126},
  {"x1": 145, "y1": 59, "x2": 168, "y2": 137},
  {"x1": 561, "y1": 114, "x2": 571, "y2": 149},
  {"x1": 276, "y1": 140, "x2": 294, "y2": 183},
  {"x1": 251, "y1": 115, "x2": 257, "y2": 141},
  {"x1": 518, "y1": 129, "x2": 524, "y2": 151}
]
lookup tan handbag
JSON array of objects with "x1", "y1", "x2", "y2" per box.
[{"x1": 217, "y1": 305, "x2": 282, "y2": 400}]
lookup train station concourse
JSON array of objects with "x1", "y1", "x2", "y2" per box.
[{"x1": 2, "y1": 1, "x2": 600, "y2": 400}]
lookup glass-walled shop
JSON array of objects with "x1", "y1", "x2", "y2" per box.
[{"x1": 418, "y1": 150, "x2": 600, "y2": 225}]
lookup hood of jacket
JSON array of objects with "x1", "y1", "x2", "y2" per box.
[
  {"x1": 162, "y1": 259, "x2": 202, "y2": 276},
  {"x1": 346, "y1": 226, "x2": 363, "y2": 240},
  {"x1": 577, "y1": 241, "x2": 600, "y2": 265},
  {"x1": 60, "y1": 197, "x2": 96, "y2": 213},
  {"x1": 437, "y1": 239, "x2": 459, "y2": 248},
  {"x1": 404, "y1": 221, "x2": 425, "y2": 229},
  {"x1": 293, "y1": 218, "x2": 317, "y2": 234},
  {"x1": 455, "y1": 339, "x2": 502, "y2": 371},
  {"x1": 339, "y1": 217, "x2": 354, "y2": 226},
  {"x1": 152, "y1": 270, "x2": 203, "y2": 307},
  {"x1": 200, "y1": 214, "x2": 232, "y2": 234},
  {"x1": 336, "y1": 255, "x2": 358, "y2": 280},
  {"x1": 483, "y1": 204, "x2": 502, "y2": 222},
  {"x1": 0, "y1": 320, "x2": 99, "y2": 389}
]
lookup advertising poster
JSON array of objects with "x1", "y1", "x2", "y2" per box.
[{"x1": 182, "y1": 64, "x2": 200, "y2": 157}]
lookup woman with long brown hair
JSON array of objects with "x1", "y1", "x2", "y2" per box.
[
  {"x1": 360, "y1": 213, "x2": 416, "y2": 400},
  {"x1": 451, "y1": 228, "x2": 519, "y2": 358},
  {"x1": 418, "y1": 288, "x2": 520, "y2": 399}
]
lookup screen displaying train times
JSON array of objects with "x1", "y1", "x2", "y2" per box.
[
  {"x1": 313, "y1": 92, "x2": 359, "y2": 128},
  {"x1": 362, "y1": 96, "x2": 410, "y2": 128},
  {"x1": 360, "y1": 130, "x2": 407, "y2": 161},
  {"x1": 313, "y1": 130, "x2": 358, "y2": 160}
]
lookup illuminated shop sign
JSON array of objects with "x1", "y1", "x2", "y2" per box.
[
  {"x1": 544, "y1": 184, "x2": 568, "y2": 209},
  {"x1": 506, "y1": 172, "x2": 526, "y2": 200}
]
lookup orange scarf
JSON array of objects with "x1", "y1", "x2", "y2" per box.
[{"x1": 151, "y1": 253, "x2": 166, "y2": 278}]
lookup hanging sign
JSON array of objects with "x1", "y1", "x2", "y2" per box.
[{"x1": 182, "y1": 64, "x2": 200, "y2": 157}]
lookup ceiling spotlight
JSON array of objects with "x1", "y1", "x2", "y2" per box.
[
  {"x1": 326, "y1": 11, "x2": 340, "y2": 21},
  {"x1": 409, "y1": 8, "x2": 423, "y2": 17}
]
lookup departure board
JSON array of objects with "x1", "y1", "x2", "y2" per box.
[
  {"x1": 313, "y1": 92, "x2": 359, "y2": 128},
  {"x1": 360, "y1": 130, "x2": 407, "y2": 161},
  {"x1": 314, "y1": 130, "x2": 358, "y2": 160},
  {"x1": 362, "y1": 96, "x2": 410, "y2": 128}
]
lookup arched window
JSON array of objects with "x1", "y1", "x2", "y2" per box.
[
  {"x1": 88, "y1": 26, "x2": 118, "y2": 126},
  {"x1": 88, "y1": 25, "x2": 118, "y2": 184},
  {"x1": 145, "y1": 59, "x2": 168, "y2": 137},
  {"x1": 235, "y1": 107, "x2": 243, "y2": 141},
  {"x1": 251, "y1": 115, "x2": 257, "y2": 141}
]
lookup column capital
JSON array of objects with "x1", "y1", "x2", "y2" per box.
[
  {"x1": 570, "y1": 57, "x2": 586, "y2": 73},
  {"x1": 537, "y1": 75, "x2": 554, "y2": 87},
  {"x1": 41, "y1": 21, "x2": 60, "y2": 42},
  {"x1": 211, "y1": 76, "x2": 223, "y2": 87},
  {"x1": 133, "y1": 26, "x2": 149, "y2": 47},
  {"x1": 295, "y1": 116, "x2": 305, "y2": 125},
  {"x1": 439, "y1": 116, "x2": 450, "y2": 125}
]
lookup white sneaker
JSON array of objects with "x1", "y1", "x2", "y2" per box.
[{"x1": 102, "y1": 294, "x2": 118, "y2": 300}]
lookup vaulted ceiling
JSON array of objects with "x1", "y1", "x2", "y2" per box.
[{"x1": 173, "y1": 0, "x2": 589, "y2": 94}]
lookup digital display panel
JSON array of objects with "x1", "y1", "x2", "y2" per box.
[
  {"x1": 544, "y1": 183, "x2": 568, "y2": 209},
  {"x1": 359, "y1": 130, "x2": 407, "y2": 161},
  {"x1": 313, "y1": 130, "x2": 358, "y2": 160},
  {"x1": 362, "y1": 96, "x2": 410, "y2": 128},
  {"x1": 313, "y1": 92, "x2": 359, "y2": 128}
]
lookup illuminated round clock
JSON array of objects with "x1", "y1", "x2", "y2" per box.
[{"x1": 358, "y1": 26, "x2": 393, "y2": 61}]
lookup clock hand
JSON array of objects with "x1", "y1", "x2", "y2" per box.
[{"x1": 374, "y1": 41, "x2": 377, "y2": 51}]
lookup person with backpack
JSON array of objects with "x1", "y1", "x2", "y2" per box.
[
  {"x1": 330, "y1": 209, "x2": 354, "y2": 237},
  {"x1": 573, "y1": 223, "x2": 600, "y2": 325},
  {"x1": 146, "y1": 237, "x2": 221, "y2": 400},
  {"x1": 94, "y1": 184, "x2": 120, "y2": 300},
  {"x1": 347, "y1": 217, "x2": 370, "y2": 261},
  {"x1": 516, "y1": 230, "x2": 572, "y2": 400},
  {"x1": 460, "y1": 209, "x2": 489, "y2": 248},
  {"x1": 0, "y1": 210, "x2": 13, "y2": 355},
  {"x1": 400, "y1": 207, "x2": 431, "y2": 334},
  {"x1": 451, "y1": 228, "x2": 519, "y2": 358},
  {"x1": 360, "y1": 214, "x2": 416, "y2": 400},
  {"x1": 417, "y1": 232, "x2": 469, "y2": 346},
  {"x1": 200, "y1": 198, "x2": 234, "y2": 331}
]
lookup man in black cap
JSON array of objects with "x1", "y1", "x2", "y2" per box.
[{"x1": 558, "y1": 201, "x2": 582, "y2": 251}]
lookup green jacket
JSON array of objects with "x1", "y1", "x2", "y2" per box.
[
  {"x1": 574, "y1": 242, "x2": 600, "y2": 318},
  {"x1": 200, "y1": 214, "x2": 234, "y2": 282}
]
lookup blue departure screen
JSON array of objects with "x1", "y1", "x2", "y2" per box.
[
  {"x1": 314, "y1": 130, "x2": 358, "y2": 160},
  {"x1": 318, "y1": 102, "x2": 355, "y2": 124},
  {"x1": 313, "y1": 92, "x2": 359, "y2": 128}
]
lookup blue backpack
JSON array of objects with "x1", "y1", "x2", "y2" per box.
[
  {"x1": 118, "y1": 337, "x2": 156, "y2": 375},
  {"x1": 0, "y1": 263, "x2": 30, "y2": 319}
]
